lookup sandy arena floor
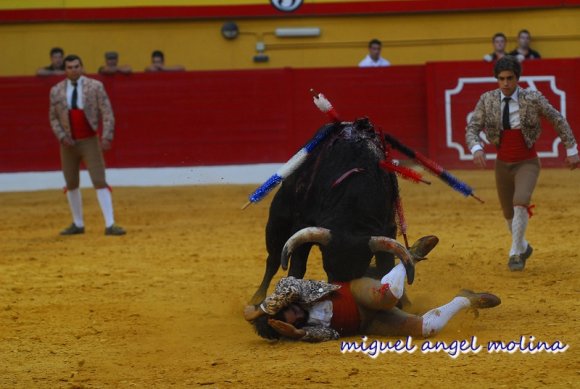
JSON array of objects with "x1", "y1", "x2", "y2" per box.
[{"x1": 0, "y1": 169, "x2": 578, "y2": 388}]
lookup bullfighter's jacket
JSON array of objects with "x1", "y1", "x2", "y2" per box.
[
  {"x1": 260, "y1": 277, "x2": 341, "y2": 342},
  {"x1": 49, "y1": 76, "x2": 115, "y2": 142},
  {"x1": 465, "y1": 87, "x2": 576, "y2": 152}
]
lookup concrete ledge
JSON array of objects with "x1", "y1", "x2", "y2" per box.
[{"x1": 0, "y1": 164, "x2": 283, "y2": 192}]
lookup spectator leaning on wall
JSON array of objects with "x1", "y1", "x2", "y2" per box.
[
  {"x1": 145, "y1": 50, "x2": 185, "y2": 72},
  {"x1": 98, "y1": 51, "x2": 132, "y2": 75},
  {"x1": 36, "y1": 47, "x2": 65, "y2": 76},
  {"x1": 358, "y1": 39, "x2": 391, "y2": 67},
  {"x1": 483, "y1": 33, "x2": 508, "y2": 62},
  {"x1": 509, "y1": 29, "x2": 541, "y2": 62}
]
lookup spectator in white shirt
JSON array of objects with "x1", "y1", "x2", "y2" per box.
[{"x1": 359, "y1": 39, "x2": 391, "y2": 68}]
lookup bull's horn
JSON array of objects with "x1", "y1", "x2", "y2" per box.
[
  {"x1": 368, "y1": 236, "x2": 416, "y2": 284},
  {"x1": 281, "y1": 227, "x2": 331, "y2": 271}
]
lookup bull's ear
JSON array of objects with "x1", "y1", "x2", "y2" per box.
[{"x1": 280, "y1": 227, "x2": 332, "y2": 270}]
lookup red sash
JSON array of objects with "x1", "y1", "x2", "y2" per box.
[
  {"x1": 497, "y1": 129, "x2": 537, "y2": 162},
  {"x1": 69, "y1": 109, "x2": 95, "y2": 140},
  {"x1": 330, "y1": 282, "x2": 360, "y2": 336}
]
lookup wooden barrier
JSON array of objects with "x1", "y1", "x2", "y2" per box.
[{"x1": 0, "y1": 59, "x2": 577, "y2": 173}]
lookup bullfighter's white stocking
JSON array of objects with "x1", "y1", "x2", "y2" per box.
[
  {"x1": 66, "y1": 188, "x2": 84, "y2": 227},
  {"x1": 421, "y1": 296, "x2": 470, "y2": 337},
  {"x1": 96, "y1": 188, "x2": 115, "y2": 228},
  {"x1": 380, "y1": 262, "x2": 406, "y2": 300},
  {"x1": 510, "y1": 206, "x2": 529, "y2": 256}
]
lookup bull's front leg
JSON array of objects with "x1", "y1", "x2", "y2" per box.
[
  {"x1": 250, "y1": 203, "x2": 294, "y2": 305},
  {"x1": 367, "y1": 220, "x2": 397, "y2": 279},
  {"x1": 249, "y1": 252, "x2": 281, "y2": 305},
  {"x1": 366, "y1": 251, "x2": 395, "y2": 279},
  {"x1": 286, "y1": 243, "x2": 313, "y2": 279}
]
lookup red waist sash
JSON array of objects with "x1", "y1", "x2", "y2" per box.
[
  {"x1": 69, "y1": 109, "x2": 95, "y2": 140},
  {"x1": 497, "y1": 129, "x2": 537, "y2": 162},
  {"x1": 330, "y1": 282, "x2": 360, "y2": 336}
]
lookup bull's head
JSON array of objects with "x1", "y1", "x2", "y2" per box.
[{"x1": 281, "y1": 227, "x2": 435, "y2": 284}]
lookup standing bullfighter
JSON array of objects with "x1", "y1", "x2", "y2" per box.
[
  {"x1": 466, "y1": 55, "x2": 578, "y2": 271},
  {"x1": 49, "y1": 54, "x2": 126, "y2": 236}
]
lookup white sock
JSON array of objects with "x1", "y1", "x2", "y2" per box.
[
  {"x1": 510, "y1": 206, "x2": 528, "y2": 256},
  {"x1": 66, "y1": 188, "x2": 84, "y2": 227},
  {"x1": 96, "y1": 188, "x2": 115, "y2": 228},
  {"x1": 380, "y1": 263, "x2": 406, "y2": 299},
  {"x1": 421, "y1": 296, "x2": 470, "y2": 337}
]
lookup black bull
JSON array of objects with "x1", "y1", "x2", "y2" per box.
[{"x1": 250, "y1": 118, "x2": 410, "y2": 304}]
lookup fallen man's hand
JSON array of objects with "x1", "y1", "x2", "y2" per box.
[{"x1": 268, "y1": 319, "x2": 306, "y2": 339}]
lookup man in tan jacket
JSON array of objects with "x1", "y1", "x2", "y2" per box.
[
  {"x1": 466, "y1": 55, "x2": 578, "y2": 271},
  {"x1": 49, "y1": 54, "x2": 126, "y2": 236}
]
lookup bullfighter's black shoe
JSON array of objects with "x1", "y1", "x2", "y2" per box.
[
  {"x1": 508, "y1": 255, "x2": 524, "y2": 271},
  {"x1": 521, "y1": 244, "x2": 533, "y2": 262},
  {"x1": 60, "y1": 223, "x2": 85, "y2": 236},
  {"x1": 105, "y1": 224, "x2": 126, "y2": 236},
  {"x1": 508, "y1": 244, "x2": 532, "y2": 271}
]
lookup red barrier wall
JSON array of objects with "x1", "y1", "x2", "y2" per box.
[
  {"x1": 0, "y1": 66, "x2": 426, "y2": 172},
  {"x1": 0, "y1": 59, "x2": 578, "y2": 173}
]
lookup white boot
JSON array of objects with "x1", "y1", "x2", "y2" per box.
[
  {"x1": 508, "y1": 206, "x2": 533, "y2": 271},
  {"x1": 96, "y1": 188, "x2": 115, "y2": 228},
  {"x1": 509, "y1": 206, "x2": 528, "y2": 256},
  {"x1": 380, "y1": 263, "x2": 406, "y2": 300},
  {"x1": 421, "y1": 290, "x2": 501, "y2": 337}
]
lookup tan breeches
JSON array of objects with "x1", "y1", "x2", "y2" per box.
[
  {"x1": 60, "y1": 136, "x2": 107, "y2": 189},
  {"x1": 349, "y1": 277, "x2": 423, "y2": 337},
  {"x1": 494, "y1": 158, "x2": 540, "y2": 219}
]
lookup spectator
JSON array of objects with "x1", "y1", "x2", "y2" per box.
[
  {"x1": 509, "y1": 29, "x2": 541, "y2": 62},
  {"x1": 483, "y1": 33, "x2": 508, "y2": 62},
  {"x1": 145, "y1": 50, "x2": 185, "y2": 72},
  {"x1": 358, "y1": 39, "x2": 391, "y2": 68},
  {"x1": 98, "y1": 51, "x2": 132, "y2": 75},
  {"x1": 49, "y1": 54, "x2": 126, "y2": 236},
  {"x1": 36, "y1": 47, "x2": 65, "y2": 76}
]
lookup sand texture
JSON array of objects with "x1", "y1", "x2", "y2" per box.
[{"x1": 0, "y1": 169, "x2": 578, "y2": 388}]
